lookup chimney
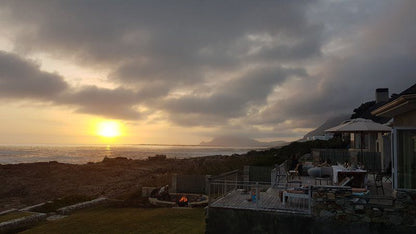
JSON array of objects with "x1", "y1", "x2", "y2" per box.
[{"x1": 375, "y1": 88, "x2": 389, "y2": 103}]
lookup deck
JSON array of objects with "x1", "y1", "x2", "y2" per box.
[
  {"x1": 209, "y1": 189, "x2": 310, "y2": 214},
  {"x1": 208, "y1": 174, "x2": 393, "y2": 214}
]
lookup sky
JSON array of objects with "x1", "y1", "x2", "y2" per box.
[{"x1": 0, "y1": 0, "x2": 415, "y2": 145}]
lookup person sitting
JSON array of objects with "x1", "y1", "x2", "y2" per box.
[
  {"x1": 343, "y1": 160, "x2": 350, "y2": 168},
  {"x1": 290, "y1": 155, "x2": 299, "y2": 171},
  {"x1": 158, "y1": 185, "x2": 170, "y2": 200}
]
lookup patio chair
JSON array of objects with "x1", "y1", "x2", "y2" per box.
[
  {"x1": 314, "y1": 167, "x2": 333, "y2": 185},
  {"x1": 288, "y1": 164, "x2": 300, "y2": 180},
  {"x1": 282, "y1": 187, "x2": 310, "y2": 206},
  {"x1": 337, "y1": 176, "x2": 353, "y2": 186},
  {"x1": 273, "y1": 163, "x2": 288, "y2": 186},
  {"x1": 374, "y1": 173, "x2": 384, "y2": 195}
]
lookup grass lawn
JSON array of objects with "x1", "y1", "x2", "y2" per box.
[
  {"x1": 0, "y1": 211, "x2": 32, "y2": 223},
  {"x1": 31, "y1": 195, "x2": 92, "y2": 213},
  {"x1": 21, "y1": 207, "x2": 205, "y2": 234}
]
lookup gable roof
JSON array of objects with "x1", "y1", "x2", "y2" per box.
[{"x1": 372, "y1": 83, "x2": 416, "y2": 117}]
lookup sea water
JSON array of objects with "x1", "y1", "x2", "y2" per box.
[{"x1": 0, "y1": 144, "x2": 260, "y2": 164}]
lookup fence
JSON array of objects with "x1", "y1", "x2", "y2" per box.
[
  {"x1": 313, "y1": 148, "x2": 350, "y2": 164},
  {"x1": 313, "y1": 149, "x2": 382, "y2": 172},
  {"x1": 207, "y1": 178, "x2": 311, "y2": 214},
  {"x1": 172, "y1": 174, "x2": 208, "y2": 194},
  {"x1": 358, "y1": 151, "x2": 381, "y2": 172},
  {"x1": 246, "y1": 166, "x2": 273, "y2": 182}
]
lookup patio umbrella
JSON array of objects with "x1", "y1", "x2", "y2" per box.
[
  {"x1": 325, "y1": 118, "x2": 391, "y2": 133},
  {"x1": 325, "y1": 118, "x2": 391, "y2": 168}
]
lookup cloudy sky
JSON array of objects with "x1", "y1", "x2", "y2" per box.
[{"x1": 0, "y1": 0, "x2": 415, "y2": 144}]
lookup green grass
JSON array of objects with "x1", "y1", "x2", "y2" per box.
[
  {"x1": 21, "y1": 207, "x2": 205, "y2": 234},
  {"x1": 0, "y1": 211, "x2": 32, "y2": 223},
  {"x1": 31, "y1": 195, "x2": 92, "y2": 213}
]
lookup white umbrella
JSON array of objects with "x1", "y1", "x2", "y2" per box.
[
  {"x1": 325, "y1": 118, "x2": 391, "y2": 133},
  {"x1": 325, "y1": 118, "x2": 391, "y2": 169}
]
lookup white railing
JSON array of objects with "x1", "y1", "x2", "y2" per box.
[{"x1": 207, "y1": 179, "x2": 311, "y2": 214}]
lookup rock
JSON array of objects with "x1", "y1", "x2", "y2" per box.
[
  {"x1": 362, "y1": 215, "x2": 371, "y2": 223},
  {"x1": 354, "y1": 205, "x2": 364, "y2": 210},
  {"x1": 327, "y1": 193, "x2": 335, "y2": 200},
  {"x1": 371, "y1": 216, "x2": 385, "y2": 223},
  {"x1": 335, "y1": 199, "x2": 345, "y2": 206},
  {"x1": 320, "y1": 210, "x2": 335, "y2": 218},
  {"x1": 345, "y1": 207, "x2": 354, "y2": 214},
  {"x1": 46, "y1": 215, "x2": 67, "y2": 221},
  {"x1": 389, "y1": 214, "x2": 403, "y2": 225}
]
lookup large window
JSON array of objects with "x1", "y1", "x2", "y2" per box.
[{"x1": 397, "y1": 129, "x2": 416, "y2": 189}]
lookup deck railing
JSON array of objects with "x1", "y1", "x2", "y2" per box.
[{"x1": 207, "y1": 179, "x2": 312, "y2": 214}]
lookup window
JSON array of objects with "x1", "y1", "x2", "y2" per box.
[{"x1": 396, "y1": 129, "x2": 416, "y2": 189}]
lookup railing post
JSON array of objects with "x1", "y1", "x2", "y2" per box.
[
  {"x1": 308, "y1": 186, "x2": 312, "y2": 215},
  {"x1": 256, "y1": 182, "x2": 259, "y2": 209},
  {"x1": 206, "y1": 176, "x2": 211, "y2": 205},
  {"x1": 225, "y1": 179, "x2": 228, "y2": 194}
]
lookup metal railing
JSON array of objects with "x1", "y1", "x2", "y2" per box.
[{"x1": 207, "y1": 179, "x2": 312, "y2": 214}]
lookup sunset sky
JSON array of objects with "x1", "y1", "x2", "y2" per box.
[{"x1": 0, "y1": 0, "x2": 415, "y2": 145}]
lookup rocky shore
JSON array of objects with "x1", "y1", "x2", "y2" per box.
[{"x1": 0, "y1": 153, "x2": 269, "y2": 211}]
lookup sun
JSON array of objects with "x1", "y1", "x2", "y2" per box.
[{"x1": 96, "y1": 121, "x2": 122, "y2": 138}]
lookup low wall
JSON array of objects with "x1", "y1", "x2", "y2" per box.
[
  {"x1": 206, "y1": 188, "x2": 416, "y2": 233},
  {"x1": 57, "y1": 197, "x2": 107, "y2": 215},
  {"x1": 0, "y1": 212, "x2": 47, "y2": 233},
  {"x1": 311, "y1": 187, "x2": 416, "y2": 226},
  {"x1": 206, "y1": 207, "x2": 412, "y2": 234}
]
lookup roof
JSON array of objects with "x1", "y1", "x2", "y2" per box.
[
  {"x1": 325, "y1": 118, "x2": 391, "y2": 133},
  {"x1": 372, "y1": 83, "x2": 416, "y2": 117}
]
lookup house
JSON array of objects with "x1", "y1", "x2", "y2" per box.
[{"x1": 372, "y1": 83, "x2": 416, "y2": 190}]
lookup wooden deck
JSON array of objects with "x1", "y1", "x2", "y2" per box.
[
  {"x1": 208, "y1": 175, "x2": 393, "y2": 214},
  {"x1": 209, "y1": 189, "x2": 310, "y2": 214}
]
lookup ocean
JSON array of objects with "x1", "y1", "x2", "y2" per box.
[{"x1": 0, "y1": 144, "x2": 260, "y2": 164}]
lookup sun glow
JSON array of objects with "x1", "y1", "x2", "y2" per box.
[{"x1": 96, "y1": 121, "x2": 122, "y2": 138}]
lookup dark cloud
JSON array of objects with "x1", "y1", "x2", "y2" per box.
[
  {"x1": 252, "y1": 0, "x2": 416, "y2": 131},
  {"x1": 1, "y1": 1, "x2": 320, "y2": 87},
  {"x1": 162, "y1": 66, "x2": 306, "y2": 126},
  {"x1": 0, "y1": 51, "x2": 68, "y2": 100},
  {"x1": 58, "y1": 86, "x2": 142, "y2": 120},
  {"x1": 0, "y1": 0, "x2": 415, "y2": 139}
]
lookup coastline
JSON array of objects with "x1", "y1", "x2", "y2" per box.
[
  {"x1": 0, "y1": 151, "x2": 275, "y2": 212},
  {"x1": 0, "y1": 144, "x2": 259, "y2": 165}
]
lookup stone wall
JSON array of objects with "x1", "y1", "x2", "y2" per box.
[
  {"x1": 312, "y1": 186, "x2": 416, "y2": 227},
  {"x1": 206, "y1": 187, "x2": 416, "y2": 234},
  {"x1": 0, "y1": 212, "x2": 47, "y2": 233},
  {"x1": 57, "y1": 197, "x2": 107, "y2": 215},
  {"x1": 206, "y1": 207, "x2": 413, "y2": 234}
]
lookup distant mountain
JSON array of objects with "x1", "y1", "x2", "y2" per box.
[
  {"x1": 303, "y1": 114, "x2": 350, "y2": 140},
  {"x1": 200, "y1": 136, "x2": 287, "y2": 147}
]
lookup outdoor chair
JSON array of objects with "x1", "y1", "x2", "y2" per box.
[
  {"x1": 273, "y1": 163, "x2": 288, "y2": 187},
  {"x1": 282, "y1": 187, "x2": 310, "y2": 206},
  {"x1": 337, "y1": 176, "x2": 353, "y2": 186},
  {"x1": 382, "y1": 172, "x2": 392, "y2": 183},
  {"x1": 287, "y1": 163, "x2": 301, "y2": 180},
  {"x1": 314, "y1": 167, "x2": 333, "y2": 185},
  {"x1": 374, "y1": 173, "x2": 385, "y2": 195}
]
